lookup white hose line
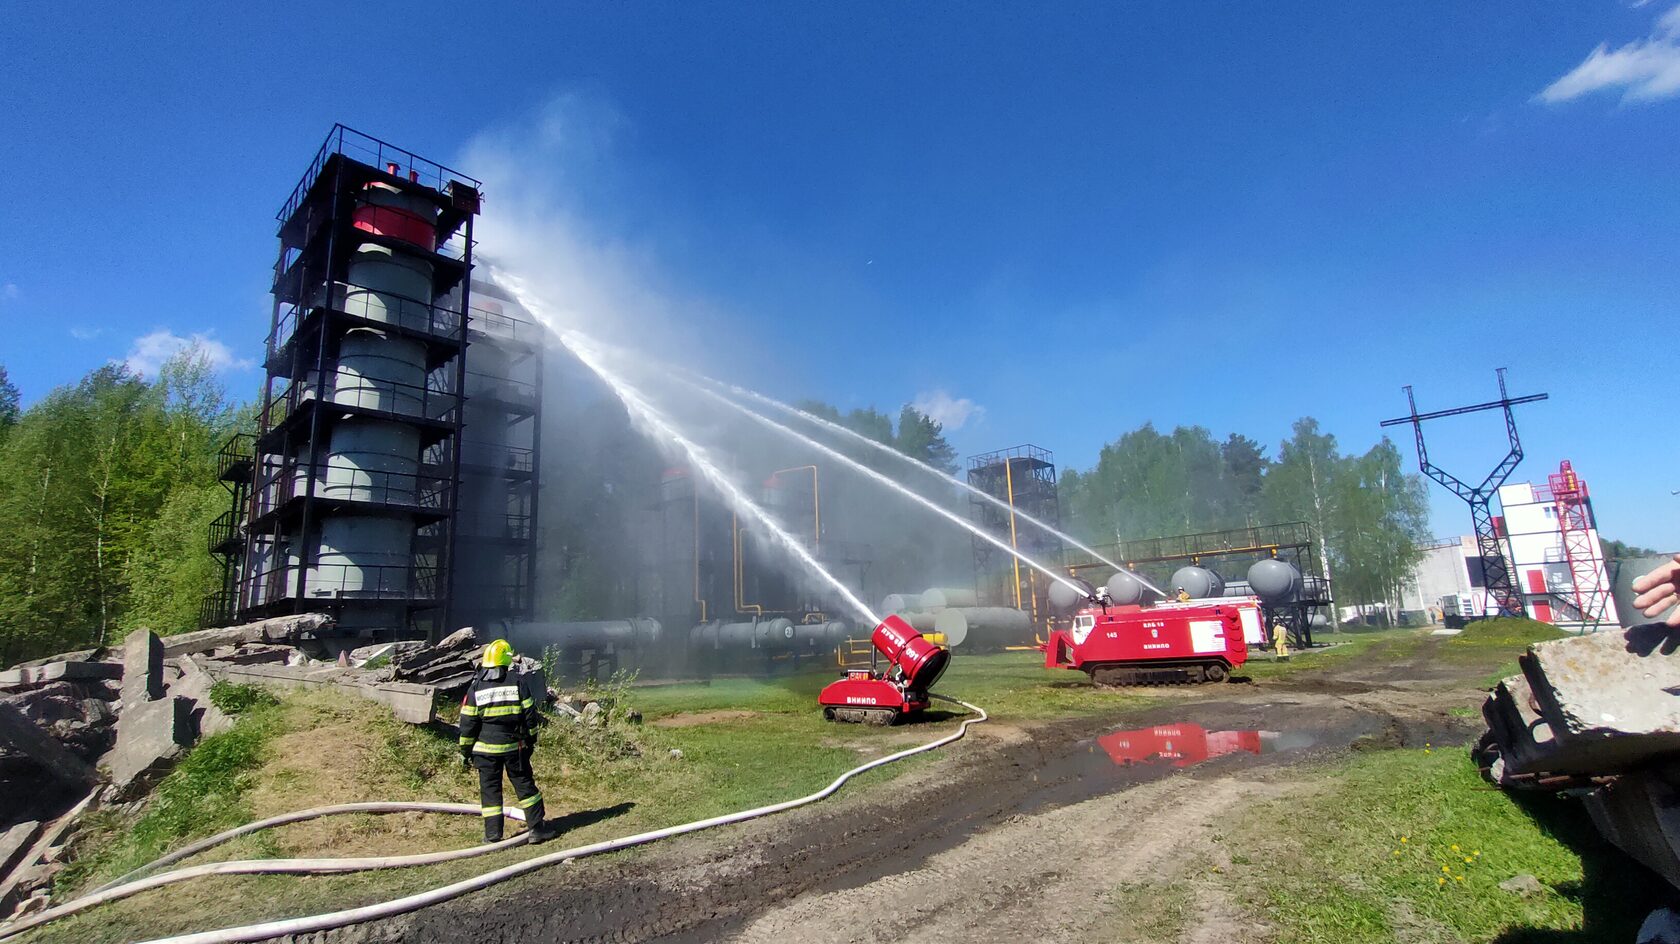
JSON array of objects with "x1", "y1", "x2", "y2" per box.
[
  {"x1": 135, "y1": 695, "x2": 986, "y2": 944},
  {"x1": 94, "y1": 802, "x2": 522, "y2": 893},
  {"x1": 1, "y1": 809, "x2": 530, "y2": 941}
]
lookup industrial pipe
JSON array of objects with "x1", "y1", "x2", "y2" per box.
[
  {"x1": 18, "y1": 696, "x2": 986, "y2": 944},
  {"x1": 503, "y1": 618, "x2": 661, "y2": 652}
]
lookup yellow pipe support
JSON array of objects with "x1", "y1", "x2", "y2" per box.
[
  {"x1": 1004, "y1": 460, "x2": 1021, "y2": 606},
  {"x1": 732, "y1": 513, "x2": 765, "y2": 618}
]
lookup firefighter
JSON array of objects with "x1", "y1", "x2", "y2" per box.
[
  {"x1": 459, "y1": 639, "x2": 558, "y2": 844},
  {"x1": 1271, "y1": 623, "x2": 1291, "y2": 660}
]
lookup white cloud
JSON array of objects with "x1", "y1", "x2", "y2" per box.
[
  {"x1": 1538, "y1": 4, "x2": 1680, "y2": 103},
  {"x1": 2, "y1": 283, "x2": 16, "y2": 301},
  {"x1": 910, "y1": 389, "x2": 985, "y2": 431},
  {"x1": 70, "y1": 326, "x2": 104, "y2": 341},
  {"x1": 124, "y1": 329, "x2": 254, "y2": 376}
]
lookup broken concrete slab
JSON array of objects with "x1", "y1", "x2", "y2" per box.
[
  {"x1": 0, "y1": 703, "x2": 96, "y2": 789},
  {"x1": 171, "y1": 655, "x2": 233, "y2": 739},
  {"x1": 1522, "y1": 624, "x2": 1680, "y2": 770},
  {"x1": 106, "y1": 696, "x2": 194, "y2": 800},
  {"x1": 0, "y1": 822, "x2": 41, "y2": 879},
  {"x1": 209, "y1": 662, "x2": 436, "y2": 724},
  {"x1": 121, "y1": 632, "x2": 165, "y2": 705},
  {"x1": 0, "y1": 661, "x2": 122, "y2": 689},
  {"x1": 0, "y1": 791, "x2": 94, "y2": 916},
  {"x1": 154, "y1": 613, "x2": 333, "y2": 660}
]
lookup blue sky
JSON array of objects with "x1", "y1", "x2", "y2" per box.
[{"x1": 2, "y1": 2, "x2": 1676, "y2": 547}]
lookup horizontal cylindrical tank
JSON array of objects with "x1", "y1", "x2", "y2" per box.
[
  {"x1": 920, "y1": 587, "x2": 978, "y2": 609},
  {"x1": 932, "y1": 607, "x2": 1032, "y2": 649},
  {"x1": 891, "y1": 610, "x2": 938, "y2": 632},
  {"x1": 1169, "y1": 566, "x2": 1224, "y2": 600},
  {"x1": 311, "y1": 514, "x2": 414, "y2": 596},
  {"x1": 504, "y1": 618, "x2": 661, "y2": 652},
  {"x1": 343, "y1": 243, "x2": 435, "y2": 328},
  {"x1": 333, "y1": 329, "x2": 427, "y2": 415},
  {"x1": 688, "y1": 619, "x2": 850, "y2": 651},
  {"x1": 322, "y1": 418, "x2": 420, "y2": 504},
  {"x1": 1105, "y1": 570, "x2": 1159, "y2": 606},
  {"x1": 882, "y1": 593, "x2": 923, "y2": 614},
  {"x1": 1247, "y1": 559, "x2": 1303, "y2": 604},
  {"x1": 1048, "y1": 577, "x2": 1096, "y2": 612}
]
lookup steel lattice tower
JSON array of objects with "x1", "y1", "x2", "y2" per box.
[
  {"x1": 1380, "y1": 369, "x2": 1547, "y2": 618},
  {"x1": 1546, "y1": 460, "x2": 1609, "y2": 631}
]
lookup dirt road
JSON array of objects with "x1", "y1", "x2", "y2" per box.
[{"x1": 384, "y1": 637, "x2": 1487, "y2": 944}]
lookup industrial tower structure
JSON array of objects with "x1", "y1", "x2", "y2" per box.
[
  {"x1": 1546, "y1": 460, "x2": 1610, "y2": 630},
  {"x1": 209, "y1": 126, "x2": 482, "y2": 641},
  {"x1": 967, "y1": 445, "x2": 1062, "y2": 628},
  {"x1": 1380, "y1": 369, "x2": 1548, "y2": 618},
  {"x1": 453, "y1": 278, "x2": 544, "y2": 630}
]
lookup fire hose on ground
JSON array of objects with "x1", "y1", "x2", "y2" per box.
[{"x1": 0, "y1": 694, "x2": 986, "y2": 944}]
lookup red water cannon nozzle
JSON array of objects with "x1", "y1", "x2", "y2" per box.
[{"x1": 873, "y1": 614, "x2": 950, "y2": 692}]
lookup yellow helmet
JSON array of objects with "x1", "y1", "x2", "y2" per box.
[{"x1": 481, "y1": 639, "x2": 515, "y2": 668}]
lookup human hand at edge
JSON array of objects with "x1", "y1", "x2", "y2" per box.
[{"x1": 1631, "y1": 553, "x2": 1680, "y2": 627}]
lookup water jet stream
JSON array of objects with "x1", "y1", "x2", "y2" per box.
[
  {"x1": 696, "y1": 375, "x2": 1163, "y2": 595},
  {"x1": 557, "y1": 331, "x2": 880, "y2": 625},
  {"x1": 639, "y1": 363, "x2": 1091, "y2": 597}
]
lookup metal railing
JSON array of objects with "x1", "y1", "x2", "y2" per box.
[
  {"x1": 459, "y1": 441, "x2": 535, "y2": 474},
  {"x1": 199, "y1": 590, "x2": 237, "y2": 629},
  {"x1": 209, "y1": 509, "x2": 242, "y2": 554},
  {"x1": 279, "y1": 124, "x2": 481, "y2": 225},
  {"x1": 464, "y1": 373, "x2": 539, "y2": 410},
  {"x1": 216, "y1": 433, "x2": 256, "y2": 480},
  {"x1": 267, "y1": 283, "x2": 466, "y2": 360},
  {"x1": 264, "y1": 372, "x2": 461, "y2": 429},
  {"x1": 251, "y1": 456, "x2": 454, "y2": 520},
  {"x1": 243, "y1": 561, "x2": 442, "y2": 609},
  {"x1": 468, "y1": 303, "x2": 544, "y2": 347},
  {"x1": 458, "y1": 514, "x2": 534, "y2": 541}
]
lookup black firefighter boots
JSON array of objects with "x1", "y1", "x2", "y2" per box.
[{"x1": 528, "y1": 816, "x2": 561, "y2": 845}]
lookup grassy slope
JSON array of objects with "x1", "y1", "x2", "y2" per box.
[
  {"x1": 32, "y1": 624, "x2": 1607, "y2": 943},
  {"x1": 1438, "y1": 616, "x2": 1568, "y2": 686},
  {"x1": 33, "y1": 652, "x2": 1147, "y2": 942}
]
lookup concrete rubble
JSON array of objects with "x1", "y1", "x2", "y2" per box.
[
  {"x1": 0, "y1": 613, "x2": 527, "y2": 913},
  {"x1": 1478, "y1": 622, "x2": 1680, "y2": 892}
]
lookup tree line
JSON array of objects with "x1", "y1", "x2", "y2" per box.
[
  {"x1": 0, "y1": 354, "x2": 243, "y2": 664},
  {"x1": 1059, "y1": 418, "x2": 1434, "y2": 617}
]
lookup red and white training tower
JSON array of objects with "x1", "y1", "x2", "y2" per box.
[{"x1": 1547, "y1": 460, "x2": 1610, "y2": 631}]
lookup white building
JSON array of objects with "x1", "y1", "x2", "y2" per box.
[
  {"x1": 1397, "y1": 468, "x2": 1620, "y2": 631},
  {"x1": 1495, "y1": 479, "x2": 1619, "y2": 630}
]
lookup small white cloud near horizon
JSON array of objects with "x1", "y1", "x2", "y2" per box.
[
  {"x1": 70, "y1": 326, "x2": 104, "y2": 341},
  {"x1": 124, "y1": 329, "x2": 254, "y2": 376},
  {"x1": 1538, "y1": 4, "x2": 1680, "y2": 104},
  {"x1": 911, "y1": 389, "x2": 985, "y2": 431}
]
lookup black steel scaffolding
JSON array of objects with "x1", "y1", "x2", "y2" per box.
[
  {"x1": 205, "y1": 125, "x2": 481, "y2": 641},
  {"x1": 967, "y1": 445, "x2": 1062, "y2": 627}
]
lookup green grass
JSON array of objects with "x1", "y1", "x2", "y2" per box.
[
  {"x1": 1241, "y1": 627, "x2": 1426, "y2": 680},
  {"x1": 1226, "y1": 747, "x2": 1664, "y2": 943},
  {"x1": 57, "y1": 695, "x2": 284, "y2": 892},
  {"x1": 1440, "y1": 617, "x2": 1568, "y2": 686}
]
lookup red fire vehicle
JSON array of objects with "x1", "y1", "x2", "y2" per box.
[{"x1": 1044, "y1": 597, "x2": 1259, "y2": 685}]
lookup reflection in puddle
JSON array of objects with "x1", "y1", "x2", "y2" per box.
[{"x1": 1097, "y1": 723, "x2": 1315, "y2": 769}]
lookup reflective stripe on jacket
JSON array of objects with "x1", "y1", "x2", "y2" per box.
[{"x1": 458, "y1": 670, "x2": 539, "y2": 755}]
